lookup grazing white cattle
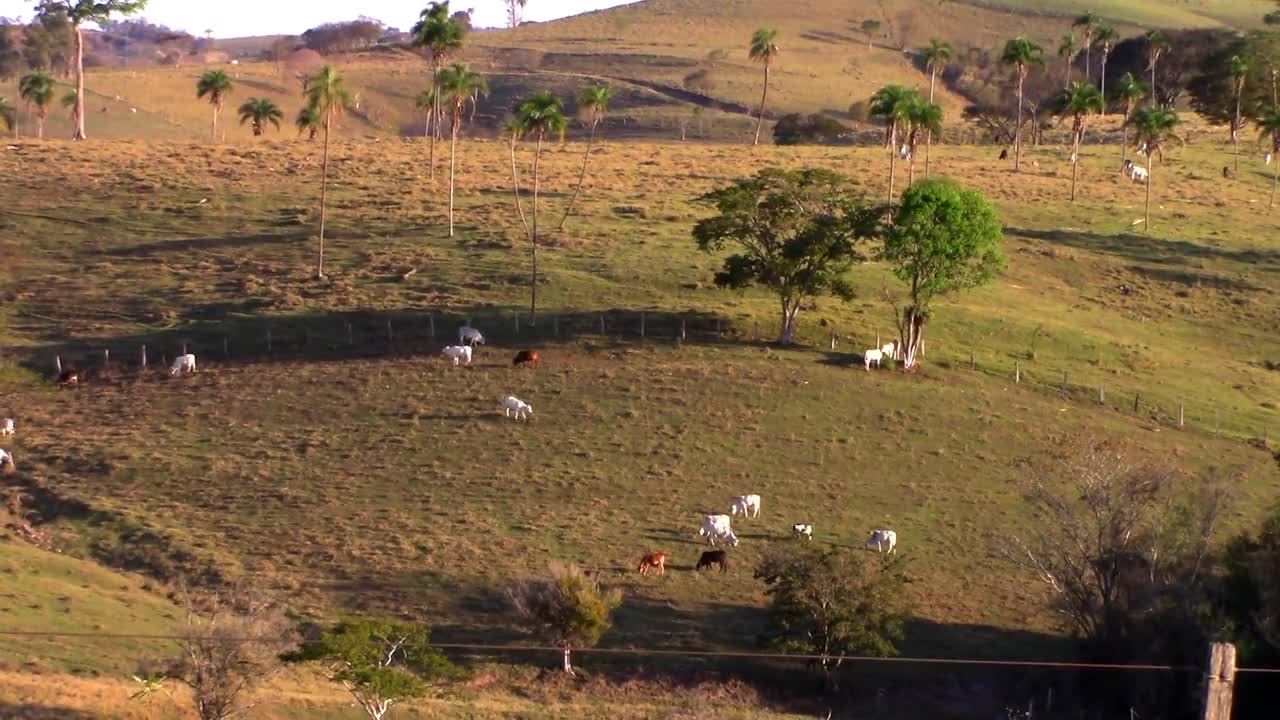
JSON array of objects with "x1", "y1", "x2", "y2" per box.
[
  {"x1": 865, "y1": 529, "x2": 898, "y2": 555},
  {"x1": 502, "y1": 395, "x2": 532, "y2": 421},
  {"x1": 698, "y1": 514, "x2": 739, "y2": 547},
  {"x1": 864, "y1": 348, "x2": 883, "y2": 371},
  {"x1": 1, "y1": 418, "x2": 12, "y2": 437},
  {"x1": 1122, "y1": 159, "x2": 1148, "y2": 183},
  {"x1": 169, "y1": 353, "x2": 196, "y2": 375},
  {"x1": 792, "y1": 523, "x2": 813, "y2": 541},
  {"x1": 458, "y1": 326, "x2": 485, "y2": 346},
  {"x1": 0, "y1": 448, "x2": 12, "y2": 469},
  {"x1": 898, "y1": 144, "x2": 911, "y2": 160},
  {"x1": 1265, "y1": 152, "x2": 1273, "y2": 166},
  {"x1": 441, "y1": 345, "x2": 472, "y2": 366},
  {"x1": 730, "y1": 494, "x2": 761, "y2": 519},
  {"x1": 880, "y1": 341, "x2": 899, "y2": 360}
]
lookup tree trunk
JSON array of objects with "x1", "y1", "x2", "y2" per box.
[
  {"x1": 448, "y1": 111, "x2": 458, "y2": 237},
  {"x1": 778, "y1": 298, "x2": 799, "y2": 344},
  {"x1": 36, "y1": 113, "x2": 44, "y2": 140},
  {"x1": 1232, "y1": 94, "x2": 1241, "y2": 172},
  {"x1": 1270, "y1": 158, "x2": 1277, "y2": 209},
  {"x1": 899, "y1": 307, "x2": 925, "y2": 370},
  {"x1": 908, "y1": 151, "x2": 915, "y2": 186},
  {"x1": 1121, "y1": 120, "x2": 1127, "y2": 163},
  {"x1": 508, "y1": 134, "x2": 532, "y2": 242},
  {"x1": 1014, "y1": 70, "x2": 1024, "y2": 171},
  {"x1": 887, "y1": 138, "x2": 897, "y2": 202},
  {"x1": 753, "y1": 64, "x2": 769, "y2": 146},
  {"x1": 317, "y1": 107, "x2": 332, "y2": 279},
  {"x1": 559, "y1": 117, "x2": 598, "y2": 231},
  {"x1": 212, "y1": 103, "x2": 220, "y2": 142},
  {"x1": 1100, "y1": 53, "x2": 1108, "y2": 112},
  {"x1": 530, "y1": 133, "x2": 543, "y2": 324},
  {"x1": 1084, "y1": 44, "x2": 1090, "y2": 82},
  {"x1": 925, "y1": 69, "x2": 936, "y2": 177},
  {"x1": 1150, "y1": 62, "x2": 1157, "y2": 107},
  {"x1": 562, "y1": 645, "x2": 574, "y2": 674},
  {"x1": 72, "y1": 25, "x2": 86, "y2": 140},
  {"x1": 428, "y1": 63, "x2": 439, "y2": 180},
  {"x1": 1144, "y1": 160, "x2": 1152, "y2": 233},
  {"x1": 1070, "y1": 154, "x2": 1078, "y2": 202}
]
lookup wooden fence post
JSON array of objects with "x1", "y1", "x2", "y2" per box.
[
  {"x1": 969, "y1": 350, "x2": 975, "y2": 371},
  {"x1": 223, "y1": 336, "x2": 229, "y2": 358},
  {"x1": 1099, "y1": 384, "x2": 1105, "y2": 404},
  {"x1": 515, "y1": 312, "x2": 520, "y2": 335},
  {"x1": 553, "y1": 315, "x2": 559, "y2": 338},
  {"x1": 1201, "y1": 642, "x2": 1236, "y2": 720},
  {"x1": 715, "y1": 318, "x2": 722, "y2": 339},
  {"x1": 1179, "y1": 404, "x2": 1185, "y2": 428},
  {"x1": 141, "y1": 345, "x2": 147, "y2": 368},
  {"x1": 55, "y1": 355, "x2": 62, "y2": 374},
  {"x1": 386, "y1": 319, "x2": 394, "y2": 344},
  {"x1": 830, "y1": 329, "x2": 837, "y2": 351},
  {"x1": 600, "y1": 314, "x2": 606, "y2": 335},
  {"x1": 1133, "y1": 392, "x2": 1140, "y2": 413},
  {"x1": 753, "y1": 321, "x2": 759, "y2": 341},
  {"x1": 266, "y1": 330, "x2": 272, "y2": 353},
  {"x1": 640, "y1": 312, "x2": 646, "y2": 339},
  {"x1": 679, "y1": 318, "x2": 687, "y2": 343},
  {"x1": 428, "y1": 314, "x2": 435, "y2": 340},
  {"x1": 1014, "y1": 360, "x2": 1020, "y2": 384},
  {"x1": 103, "y1": 348, "x2": 110, "y2": 365}
]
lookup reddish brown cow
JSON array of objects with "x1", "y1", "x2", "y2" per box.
[
  {"x1": 637, "y1": 552, "x2": 667, "y2": 576},
  {"x1": 57, "y1": 370, "x2": 80, "y2": 387},
  {"x1": 513, "y1": 350, "x2": 540, "y2": 367}
]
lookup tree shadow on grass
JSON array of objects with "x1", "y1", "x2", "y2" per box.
[
  {"x1": 99, "y1": 231, "x2": 312, "y2": 257},
  {"x1": 0, "y1": 705, "x2": 100, "y2": 720},
  {"x1": 1007, "y1": 226, "x2": 1280, "y2": 269}
]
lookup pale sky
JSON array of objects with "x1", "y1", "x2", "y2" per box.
[{"x1": 0, "y1": 0, "x2": 641, "y2": 36}]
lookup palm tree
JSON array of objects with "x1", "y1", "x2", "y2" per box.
[
  {"x1": 196, "y1": 69, "x2": 233, "y2": 142},
  {"x1": 1115, "y1": 72, "x2": 1146, "y2": 161},
  {"x1": 1058, "y1": 34, "x2": 1078, "y2": 88},
  {"x1": 237, "y1": 98, "x2": 283, "y2": 136},
  {"x1": 60, "y1": 90, "x2": 78, "y2": 124},
  {"x1": 1001, "y1": 36, "x2": 1046, "y2": 171},
  {"x1": 748, "y1": 27, "x2": 779, "y2": 146},
  {"x1": 295, "y1": 105, "x2": 320, "y2": 140},
  {"x1": 1145, "y1": 30, "x2": 1168, "y2": 106},
  {"x1": 503, "y1": 118, "x2": 533, "y2": 244},
  {"x1": 437, "y1": 64, "x2": 489, "y2": 237},
  {"x1": 1072, "y1": 12, "x2": 1100, "y2": 80},
  {"x1": 903, "y1": 97, "x2": 942, "y2": 186},
  {"x1": 0, "y1": 97, "x2": 15, "y2": 138},
  {"x1": 1126, "y1": 106, "x2": 1181, "y2": 233},
  {"x1": 920, "y1": 38, "x2": 953, "y2": 177},
  {"x1": 1257, "y1": 108, "x2": 1280, "y2": 207},
  {"x1": 560, "y1": 84, "x2": 612, "y2": 230},
  {"x1": 1094, "y1": 24, "x2": 1119, "y2": 109},
  {"x1": 869, "y1": 84, "x2": 918, "y2": 201},
  {"x1": 415, "y1": 88, "x2": 436, "y2": 139},
  {"x1": 1229, "y1": 54, "x2": 1248, "y2": 172},
  {"x1": 18, "y1": 72, "x2": 55, "y2": 139},
  {"x1": 512, "y1": 90, "x2": 567, "y2": 323},
  {"x1": 412, "y1": 1, "x2": 464, "y2": 179},
  {"x1": 1054, "y1": 82, "x2": 1104, "y2": 202},
  {"x1": 304, "y1": 65, "x2": 352, "y2": 279}
]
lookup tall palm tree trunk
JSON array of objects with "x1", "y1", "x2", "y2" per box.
[
  {"x1": 1233, "y1": 94, "x2": 1241, "y2": 172},
  {"x1": 530, "y1": 133, "x2": 543, "y2": 324},
  {"x1": 1070, "y1": 155, "x2": 1079, "y2": 201},
  {"x1": 753, "y1": 64, "x2": 769, "y2": 145},
  {"x1": 1271, "y1": 157, "x2": 1278, "y2": 208},
  {"x1": 887, "y1": 132, "x2": 897, "y2": 202},
  {"x1": 72, "y1": 26, "x2": 86, "y2": 140},
  {"x1": 925, "y1": 70, "x2": 936, "y2": 177},
  {"x1": 509, "y1": 135, "x2": 532, "y2": 240},
  {"x1": 1015, "y1": 71, "x2": 1025, "y2": 171},
  {"x1": 448, "y1": 111, "x2": 458, "y2": 237},
  {"x1": 1144, "y1": 163, "x2": 1152, "y2": 233},
  {"x1": 1084, "y1": 47, "x2": 1090, "y2": 81},
  {"x1": 317, "y1": 108, "x2": 332, "y2": 279},
  {"x1": 212, "y1": 104, "x2": 220, "y2": 142},
  {"x1": 428, "y1": 63, "x2": 439, "y2": 180},
  {"x1": 1150, "y1": 63, "x2": 1157, "y2": 106},
  {"x1": 36, "y1": 113, "x2": 44, "y2": 140},
  {"x1": 559, "y1": 118, "x2": 598, "y2": 230},
  {"x1": 1100, "y1": 54, "x2": 1108, "y2": 112}
]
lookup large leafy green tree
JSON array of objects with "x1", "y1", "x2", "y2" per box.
[
  {"x1": 1055, "y1": 82, "x2": 1104, "y2": 202},
  {"x1": 869, "y1": 84, "x2": 918, "y2": 201},
  {"x1": 920, "y1": 38, "x2": 952, "y2": 177},
  {"x1": 1094, "y1": 24, "x2": 1119, "y2": 108},
  {"x1": 755, "y1": 544, "x2": 910, "y2": 691},
  {"x1": 1126, "y1": 106, "x2": 1181, "y2": 233},
  {"x1": 559, "y1": 83, "x2": 611, "y2": 230},
  {"x1": 37, "y1": 1, "x2": 148, "y2": 140},
  {"x1": 880, "y1": 179, "x2": 1004, "y2": 370},
  {"x1": 509, "y1": 561, "x2": 622, "y2": 674},
  {"x1": 511, "y1": 90, "x2": 567, "y2": 323},
  {"x1": 287, "y1": 618, "x2": 461, "y2": 720},
  {"x1": 437, "y1": 63, "x2": 488, "y2": 237},
  {"x1": 748, "y1": 27, "x2": 779, "y2": 146},
  {"x1": 1072, "y1": 11, "x2": 1100, "y2": 80},
  {"x1": 1115, "y1": 71, "x2": 1147, "y2": 161},
  {"x1": 693, "y1": 167, "x2": 883, "y2": 345},
  {"x1": 196, "y1": 69, "x2": 232, "y2": 142},
  {"x1": 304, "y1": 65, "x2": 352, "y2": 279},
  {"x1": 411, "y1": 1, "x2": 464, "y2": 179},
  {"x1": 1258, "y1": 108, "x2": 1280, "y2": 208},
  {"x1": 18, "y1": 71, "x2": 55, "y2": 139},
  {"x1": 1001, "y1": 36, "x2": 1046, "y2": 171},
  {"x1": 237, "y1": 97, "x2": 282, "y2": 137}
]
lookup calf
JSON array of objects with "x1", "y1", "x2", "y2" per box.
[
  {"x1": 637, "y1": 552, "x2": 667, "y2": 576},
  {"x1": 170, "y1": 353, "x2": 197, "y2": 376},
  {"x1": 458, "y1": 326, "x2": 485, "y2": 346},
  {"x1": 1, "y1": 418, "x2": 12, "y2": 437},
  {"x1": 696, "y1": 550, "x2": 728, "y2": 573},
  {"x1": 502, "y1": 395, "x2": 533, "y2": 421},
  {"x1": 880, "y1": 340, "x2": 899, "y2": 360},
  {"x1": 865, "y1": 529, "x2": 898, "y2": 555},
  {"x1": 513, "y1": 350, "x2": 540, "y2": 367},
  {"x1": 864, "y1": 348, "x2": 884, "y2": 371},
  {"x1": 441, "y1": 345, "x2": 472, "y2": 366},
  {"x1": 792, "y1": 523, "x2": 813, "y2": 540},
  {"x1": 730, "y1": 494, "x2": 761, "y2": 519}
]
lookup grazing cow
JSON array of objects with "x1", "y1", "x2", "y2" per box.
[
  {"x1": 730, "y1": 494, "x2": 761, "y2": 519},
  {"x1": 864, "y1": 348, "x2": 884, "y2": 371},
  {"x1": 57, "y1": 370, "x2": 79, "y2": 387},
  {"x1": 998, "y1": 148, "x2": 1009, "y2": 160},
  {"x1": 458, "y1": 326, "x2": 485, "y2": 347},
  {"x1": 880, "y1": 341, "x2": 899, "y2": 360},
  {"x1": 865, "y1": 529, "x2": 898, "y2": 555},
  {"x1": 1121, "y1": 160, "x2": 1148, "y2": 183},
  {"x1": 1265, "y1": 152, "x2": 1273, "y2": 166},
  {"x1": 696, "y1": 549, "x2": 729, "y2": 573},
  {"x1": 898, "y1": 144, "x2": 911, "y2": 161},
  {"x1": 0, "y1": 448, "x2": 12, "y2": 470},
  {"x1": 441, "y1": 345, "x2": 473, "y2": 366},
  {"x1": 1, "y1": 418, "x2": 12, "y2": 437},
  {"x1": 637, "y1": 552, "x2": 667, "y2": 576},
  {"x1": 1223, "y1": 166, "x2": 1234, "y2": 179},
  {"x1": 513, "y1": 350, "x2": 540, "y2": 367},
  {"x1": 697, "y1": 514, "x2": 739, "y2": 547},
  {"x1": 169, "y1": 353, "x2": 197, "y2": 376},
  {"x1": 792, "y1": 523, "x2": 813, "y2": 540},
  {"x1": 502, "y1": 395, "x2": 532, "y2": 421}
]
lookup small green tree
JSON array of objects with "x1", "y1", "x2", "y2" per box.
[
  {"x1": 509, "y1": 561, "x2": 622, "y2": 674},
  {"x1": 694, "y1": 167, "x2": 883, "y2": 345},
  {"x1": 1126, "y1": 106, "x2": 1181, "y2": 233},
  {"x1": 1229, "y1": 54, "x2": 1249, "y2": 172},
  {"x1": 1001, "y1": 36, "x2": 1046, "y2": 171},
  {"x1": 0, "y1": 96, "x2": 15, "y2": 136},
  {"x1": 18, "y1": 71, "x2": 55, "y2": 138},
  {"x1": 1257, "y1": 108, "x2": 1280, "y2": 208},
  {"x1": 295, "y1": 105, "x2": 320, "y2": 140},
  {"x1": 236, "y1": 97, "x2": 283, "y2": 137},
  {"x1": 860, "y1": 19, "x2": 881, "y2": 50},
  {"x1": 869, "y1": 84, "x2": 918, "y2": 201},
  {"x1": 437, "y1": 63, "x2": 488, "y2": 237},
  {"x1": 59, "y1": 88, "x2": 76, "y2": 122},
  {"x1": 1222, "y1": 503, "x2": 1280, "y2": 662},
  {"x1": 415, "y1": 87, "x2": 436, "y2": 139},
  {"x1": 1094, "y1": 24, "x2": 1119, "y2": 108},
  {"x1": 880, "y1": 179, "x2": 1004, "y2": 370},
  {"x1": 755, "y1": 543, "x2": 911, "y2": 691},
  {"x1": 748, "y1": 27, "x2": 779, "y2": 145},
  {"x1": 1145, "y1": 30, "x2": 1169, "y2": 105},
  {"x1": 1054, "y1": 82, "x2": 1104, "y2": 202},
  {"x1": 1115, "y1": 72, "x2": 1147, "y2": 161},
  {"x1": 1072, "y1": 11, "x2": 1100, "y2": 80},
  {"x1": 902, "y1": 96, "x2": 942, "y2": 186},
  {"x1": 1058, "y1": 33, "x2": 1079, "y2": 88},
  {"x1": 559, "y1": 83, "x2": 612, "y2": 230},
  {"x1": 196, "y1": 69, "x2": 233, "y2": 142},
  {"x1": 287, "y1": 618, "x2": 462, "y2": 720}
]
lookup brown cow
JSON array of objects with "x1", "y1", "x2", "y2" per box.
[
  {"x1": 57, "y1": 370, "x2": 80, "y2": 387},
  {"x1": 637, "y1": 552, "x2": 667, "y2": 576},
  {"x1": 513, "y1": 350, "x2": 540, "y2": 367},
  {"x1": 696, "y1": 550, "x2": 728, "y2": 573}
]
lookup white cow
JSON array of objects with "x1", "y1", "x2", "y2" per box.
[
  {"x1": 441, "y1": 345, "x2": 472, "y2": 366},
  {"x1": 730, "y1": 494, "x2": 761, "y2": 519},
  {"x1": 1122, "y1": 159, "x2": 1148, "y2": 183},
  {"x1": 1264, "y1": 152, "x2": 1273, "y2": 166},
  {"x1": 880, "y1": 341, "x2": 899, "y2": 360},
  {"x1": 169, "y1": 353, "x2": 196, "y2": 375},
  {"x1": 864, "y1": 348, "x2": 883, "y2": 371},
  {"x1": 698, "y1": 514, "x2": 739, "y2": 547},
  {"x1": 458, "y1": 326, "x2": 485, "y2": 346},
  {"x1": 502, "y1": 395, "x2": 532, "y2": 421},
  {"x1": 0, "y1": 448, "x2": 12, "y2": 469},
  {"x1": 1, "y1": 418, "x2": 12, "y2": 437},
  {"x1": 792, "y1": 523, "x2": 813, "y2": 541},
  {"x1": 865, "y1": 529, "x2": 898, "y2": 555}
]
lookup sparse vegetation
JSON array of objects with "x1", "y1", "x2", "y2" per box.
[{"x1": 509, "y1": 561, "x2": 623, "y2": 674}]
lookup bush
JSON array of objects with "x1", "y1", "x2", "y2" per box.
[
  {"x1": 509, "y1": 561, "x2": 622, "y2": 674},
  {"x1": 773, "y1": 113, "x2": 850, "y2": 145}
]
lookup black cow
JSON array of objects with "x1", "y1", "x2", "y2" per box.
[{"x1": 696, "y1": 550, "x2": 728, "y2": 573}]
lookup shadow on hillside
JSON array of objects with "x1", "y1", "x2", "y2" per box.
[
  {"x1": 1008, "y1": 226, "x2": 1280, "y2": 269},
  {"x1": 100, "y1": 231, "x2": 311, "y2": 256},
  {"x1": 0, "y1": 705, "x2": 99, "y2": 720}
]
